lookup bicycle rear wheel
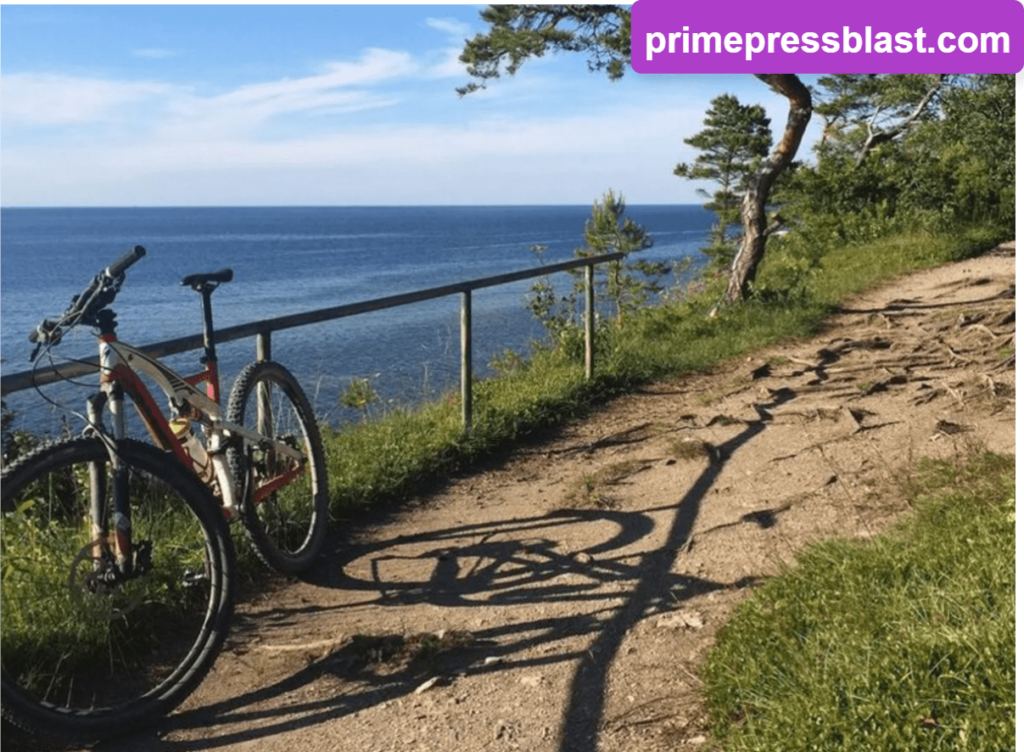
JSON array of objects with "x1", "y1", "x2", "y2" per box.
[
  {"x1": 227, "y1": 360, "x2": 329, "y2": 574},
  {"x1": 1, "y1": 437, "x2": 235, "y2": 745}
]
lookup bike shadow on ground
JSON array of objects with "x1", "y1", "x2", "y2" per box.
[{"x1": 93, "y1": 391, "x2": 794, "y2": 752}]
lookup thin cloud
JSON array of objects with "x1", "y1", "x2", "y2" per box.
[
  {"x1": 3, "y1": 47, "x2": 417, "y2": 138},
  {"x1": 424, "y1": 17, "x2": 473, "y2": 42},
  {"x1": 422, "y1": 47, "x2": 469, "y2": 80},
  {"x1": 422, "y1": 16, "x2": 475, "y2": 79},
  {"x1": 1, "y1": 73, "x2": 172, "y2": 126},
  {"x1": 218, "y1": 48, "x2": 415, "y2": 106},
  {"x1": 153, "y1": 48, "x2": 416, "y2": 140}
]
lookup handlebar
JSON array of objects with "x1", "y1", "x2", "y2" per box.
[
  {"x1": 106, "y1": 244, "x2": 147, "y2": 279},
  {"x1": 28, "y1": 245, "x2": 147, "y2": 354}
]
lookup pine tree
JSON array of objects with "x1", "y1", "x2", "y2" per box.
[
  {"x1": 526, "y1": 191, "x2": 662, "y2": 343},
  {"x1": 674, "y1": 95, "x2": 772, "y2": 270},
  {"x1": 578, "y1": 190, "x2": 661, "y2": 325}
]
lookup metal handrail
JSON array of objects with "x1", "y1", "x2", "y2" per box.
[{"x1": 2, "y1": 252, "x2": 625, "y2": 431}]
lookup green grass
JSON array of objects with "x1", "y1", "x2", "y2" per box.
[
  {"x1": 701, "y1": 449, "x2": 1015, "y2": 752},
  {"x1": 323, "y1": 345, "x2": 612, "y2": 512},
  {"x1": 320, "y1": 228, "x2": 1004, "y2": 517},
  {"x1": 1, "y1": 467, "x2": 218, "y2": 700}
]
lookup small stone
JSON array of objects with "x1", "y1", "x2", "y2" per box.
[
  {"x1": 414, "y1": 676, "x2": 443, "y2": 694},
  {"x1": 656, "y1": 610, "x2": 704, "y2": 630}
]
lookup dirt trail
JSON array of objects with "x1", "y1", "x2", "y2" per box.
[{"x1": 94, "y1": 249, "x2": 1013, "y2": 752}]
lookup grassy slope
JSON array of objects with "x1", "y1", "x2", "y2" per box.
[
  {"x1": 321, "y1": 229, "x2": 1003, "y2": 516},
  {"x1": 702, "y1": 450, "x2": 1015, "y2": 752}
]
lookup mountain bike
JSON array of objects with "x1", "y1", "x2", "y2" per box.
[{"x1": 1, "y1": 245, "x2": 328, "y2": 742}]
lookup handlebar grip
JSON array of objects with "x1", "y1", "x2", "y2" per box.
[
  {"x1": 28, "y1": 319, "x2": 59, "y2": 343},
  {"x1": 105, "y1": 245, "x2": 147, "y2": 279}
]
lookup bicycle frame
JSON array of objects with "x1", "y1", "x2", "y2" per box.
[{"x1": 95, "y1": 334, "x2": 306, "y2": 521}]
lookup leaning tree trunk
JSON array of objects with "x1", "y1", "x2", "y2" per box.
[{"x1": 722, "y1": 74, "x2": 813, "y2": 305}]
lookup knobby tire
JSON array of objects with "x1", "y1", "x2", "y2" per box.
[
  {"x1": 0, "y1": 437, "x2": 235, "y2": 745},
  {"x1": 226, "y1": 360, "x2": 329, "y2": 575}
]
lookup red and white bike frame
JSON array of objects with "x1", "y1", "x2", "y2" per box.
[{"x1": 97, "y1": 335, "x2": 305, "y2": 520}]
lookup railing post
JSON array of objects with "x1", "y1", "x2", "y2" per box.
[
  {"x1": 256, "y1": 331, "x2": 272, "y2": 362},
  {"x1": 585, "y1": 262, "x2": 595, "y2": 380},
  {"x1": 460, "y1": 289, "x2": 472, "y2": 434},
  {"x1": 255, "y1": 331, "x2": 272, "y2": 436}
]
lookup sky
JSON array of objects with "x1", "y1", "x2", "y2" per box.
[{"x1": 0, "y1": 4, "x2": 822, "y2": 207}]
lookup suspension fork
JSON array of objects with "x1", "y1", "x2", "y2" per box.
[
  {"x1": 83, "y1": 387, "x2": 135, "y2": 577},
  {"x1": 95, "y1": 331, "x2": 136, "y2": 578},
  {"x1": 86, "y1": 392, "x2": 109, "y2": 552},
  {"x1": 104, "y1": 382, "x2": 135, "y2": 577}
]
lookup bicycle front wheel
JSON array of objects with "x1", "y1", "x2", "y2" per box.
[
  {"x1": 227, "y1": 360, "x2": 329, "y2": 574},
  {"x1": 1, "y1": 437, "x2": 235, "y2": 745}
]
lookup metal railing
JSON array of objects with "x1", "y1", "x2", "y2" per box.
[{"x1": 1, "y1": 252, "x2": 625, "y2": 433}]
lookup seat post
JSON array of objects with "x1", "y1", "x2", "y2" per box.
[
  {"x1": 198, "y1": 284, "x2": 219, "y2": 367},
  {"x1": 180, "y1": 268, "x2": 232, "y2": 400}
]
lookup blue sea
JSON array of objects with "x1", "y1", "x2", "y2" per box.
[{"x1": 1, "y1": 205, "x2": 714, "y2": 434}]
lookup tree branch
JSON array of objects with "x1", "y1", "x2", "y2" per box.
[
  {"x1": 855, "y1": 75, "x2": 945, "y2": 166},
  {"x1": 457, "y1": 5, "x2": 628, "y2": 96}
]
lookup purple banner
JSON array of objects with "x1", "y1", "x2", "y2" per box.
[{"x1": 631, "y1": 0, "x2": 1024, "y2": 73}]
